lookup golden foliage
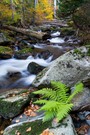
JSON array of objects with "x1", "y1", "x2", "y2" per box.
[
  {"x1": 0, "y1": 0, "x2": 54, "y2": 25},
  {"x1": 0, "y1": 3, "x2": 20, "y2": 24},
  {"x1": 0, "y1": 3, "x2": 12, "y2": 20},
  {"x1": 35, "y1": 0, "x2": 54, "y2": 24}
]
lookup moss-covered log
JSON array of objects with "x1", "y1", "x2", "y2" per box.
[{"x1": 2, "y1": 25, "x2": 50, "y2": 40}]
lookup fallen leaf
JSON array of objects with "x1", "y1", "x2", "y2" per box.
[
  {"x1": 15, "y1": 130, "x2": 21, "y2": 135},
  {"x1": 40, "y1": 128, "x2": 54, "y2": 135},
  {"x1": 30, "y1": 111, "x2": 37, "y2": 116},
  {"x1": 24, "y1": 104, "x2": 39, "y2": 117},
  {"x1": 86, "y1": 114, "x2": 90, "y2": 120},
  {"x1": 26, "y1": 127, "x2": 31, "y2": 132},
  {"x1": 76, "y1": 125, "x2": 90, "y2": 135},
  {"x1": 17, "y1": 132, "x2": 21, "y2": 135},
  {"x1": 19, "y1": 115, "x2": 22, "y2": 119},
  {"x1": 0, "y1": 130, "x2": 4, "y2": 134},
  {"x1": 16, "y1": 119, "x2": 20, "y2": 123}
]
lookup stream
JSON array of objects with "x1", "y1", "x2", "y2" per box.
[
  {"x1": 0, "y1": 31, "x2": 78, "y2": 92},
  {"x1": 0, "y1": 28, "x2": 90, "y2": 135}
]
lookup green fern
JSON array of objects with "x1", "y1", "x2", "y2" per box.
[{"x1": 33, "y1": 81, "x2": 83, "y2": 122}]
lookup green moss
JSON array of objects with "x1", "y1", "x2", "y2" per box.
[
  {"x1": 33, "y1": 68, "x2": 48, "y2": 84},
  {"x1": 0, "y1": 98, "x2": 27, "y2": 118},
  {"x1": 87, "y1": 48, "x2": 90, "y2": 56},
  {"x1": 0, "y1": 46, "x2": 12, "y2": 54},
  {"x1": 17, "y1": 47, "x2": 32, "y2": 54},
  {"x1": 67, "y1": 21, "x2": 74, "y2": 27},
  {"x1": 0, "y1": 89, "x2": 32, "y2": 118},
  {"x1": 60, "y1": 27, "x2": 75, "y2": 36},
  {"x1": 18, "y1": 89, "x2": 29, "y2": 95},
  {"x1": 73, "y1": 49, "x2": 85, "y2": 57},
  {"x1": 5, "y1": 120, "x2": 52, "y2": 135}
]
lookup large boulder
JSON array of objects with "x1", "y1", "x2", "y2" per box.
[
  {"x1": 33, "y1": 46, "x2": 90, "y2": 87},
  {"x1": 0, "y1": 89, "x2": 32, "y2": 119},
  {"x1": 72, "y1": 87, "x2": 90, "y2": 111},
  {"x1": 3, "y1": 115, "x2": 77, "y2": 135},
  {"x1": 73, "y1": 2, "x2": 90, "y2": 31},
  {"x1": 73, "y1": 1, "x2": 90, "y2": 42}
]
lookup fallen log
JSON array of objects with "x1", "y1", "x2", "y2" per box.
[{"x1": 2, "y1": 25, "x2": 50, "y2": 40}]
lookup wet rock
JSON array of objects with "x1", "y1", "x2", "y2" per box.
[
  {"x1": 0, "y1": 72, "x2": 21, "y2": 90},
  {"x1": 14, "y1": 47, "x2": 32, "y2": 59},
  {"x1": 3, "y1": 115, "x2": 77, "y2": 135},
  {"x1": 72, "y1": 87, "x2": 90, "y2": 111},
  {"x1": 50, "y1": 115, "x2": 77, "y2": 135},
  {"x1": 28, "y1": 62, "x2": 44, "y2": 74},
  {"x1": 32, "y1": 45, "x2": 67, "y2": 60},
  {"x1": 12, "y1": 112, "x2": 44, "y2": 124},
  {"x1": 0, "y1": 54, "x2": 12, "y2": 59},
  {"x1": 0, "y1": 89, "x2": 32, "y2": 119},
  {"x1": 33, "y1": 46, "x2": 90, "y2": 87},
  {"x1": 37, "y1": 50, "x2": 52, "y2": 60}
]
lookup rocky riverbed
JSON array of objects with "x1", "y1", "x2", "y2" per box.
[{"x1": 0, "y1": 20, "x2": 90, "y2": 135}]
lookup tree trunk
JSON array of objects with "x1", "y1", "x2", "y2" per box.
[
  {"x1": 10, "y1": 0, "x2": 15, "y2": 20},
  {"x1": 2, "y1": 25, "x2": 50, "y2": 40}
]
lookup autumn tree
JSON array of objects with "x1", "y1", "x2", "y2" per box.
[{"x1": 35, "y1": 0, "x2": 54, "y2": 24}]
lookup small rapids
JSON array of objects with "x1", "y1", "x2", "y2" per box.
[
  {"x1": 0, "y1": 31, "x2": 77, "y2": 91},
  {"x1": 0, "y1": 56, "x2": 52, "y2": 90}
]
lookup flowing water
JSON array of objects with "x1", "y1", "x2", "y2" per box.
[
  {"x1": 0, "y1": 31, "x2": 77, "y2": 92},
  {"x1": 0, "y1": 56, "x2": 53, "y2": 91},
  {"x1": 0, "y1": 31, "x2": 82, "y2": 134}
]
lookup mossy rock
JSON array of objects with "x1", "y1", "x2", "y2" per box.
[
  {"x1": 3, "y1": 115, "x2": 76, "y2": 135},
  {"x1": 14, "y1": 47, "x2": 33, "y2": 59},
  {"x1": 0, "y1": 46, "x2": 13, "y2": 59},
  {"x1": 0, "y1": 46, "x2": 12, "y2": 54},
  {"x1": 0, "y1": 89, "x2": 32, "y2": 119},
  {"x1": 60, "y1": 27, "x2": 75, "y2": 36},
  {"x1": 4, "y1": 119, "x2": 52, "y2": 135},
  {"x1": 17, "y1": 47, "x2": 32, "y2": 54},
  {"x1": 73, "y1": 2, "x2": 90, "y2": 31}
]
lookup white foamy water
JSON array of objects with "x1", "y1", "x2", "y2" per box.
[
  {"x1": 0, "y1": 56, "x2": 52, "y2": 88},
  {"x1": 47, "y1": 37, "x2": 64, "y2": 44},
  {"x1": 0, "y1": 56, "x2": 52, "y2": 77},
  {"x1": 51, "y1": 31, "x2": 60, "y2": 37}
]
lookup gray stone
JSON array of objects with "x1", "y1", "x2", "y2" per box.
[
  {"x1": 50, "y1": 115, "x2": 77, "y2": 135},
  {"x1": 0, "y1": 89, "x2": 32, "y2": 118},
  {"x1": 33, "y1": 46, "x2": 90, "y2": 87},
  {"x1": 72, "y1": 87, "x2": 90, "y2": 111},
  {"x1": 3, "y1": 115, "x2": 77, "y2": 135}
]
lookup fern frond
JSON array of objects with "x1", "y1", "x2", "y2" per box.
[
  {"x1": 67, "y1": 82, "x2": 83, "y2": 103},
  {"x1": 33, "y1": 81, "x2": 84, "y2": 122},
  {"x1": 38, "y1": 101, "x2": 61, "y2": 112},
  {"x1": 56, "y1": 103, "x2": 73, "y2": 121},
  {"x1": 33, "y1": 88, "x2": 56, "y2": 100},
  {"x1": 51, "y1": 81, "x2": 69, "y2": 102},
  {"x1": 43, "y1": 111, "x2": 55, "y2": 122},
  {"x1": 34, "y1": 99, "x2": 48, "y2": 105}
]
